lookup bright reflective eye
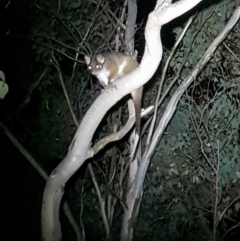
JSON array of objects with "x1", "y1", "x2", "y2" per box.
[{"x1": 88, "y1": 66, "x2": 92, "y2": 70}]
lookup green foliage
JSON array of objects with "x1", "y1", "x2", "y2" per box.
[
  {"x1": 0, "y1": 70, "x2": 8, "y2": 100},
  {"x1": 135, "y1": 1, "x2": 240, "y2": 240},
  {"x1": 0, "y1": 83, "x2": 8, "y2": 100}
]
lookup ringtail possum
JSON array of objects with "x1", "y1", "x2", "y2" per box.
[{"x1": 84, "y1": 52, "x2": 143, "y2": 136}]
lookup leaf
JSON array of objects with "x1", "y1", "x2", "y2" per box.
[
  {"x1": 234, "y1": 202, "x2": 240, "y2": 212},
  {"x1": 0, "y1": 70, "x2": 5, "y2": 82},
  {"x1": 236, "y1": 171, "x2": 240, "y2": 179},
  {"x1": 169, "y1": 168, "x2": 179, "y2": 176},
  {"x1": 0, "y1": 81, "x2": 9, "y2": 99}
]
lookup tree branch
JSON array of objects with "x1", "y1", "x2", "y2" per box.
[{"x1": 41, "y1": 1, "x2": 204, "y2": 240}]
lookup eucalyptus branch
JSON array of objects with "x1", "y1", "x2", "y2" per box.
[
  {"x1": 125, "y1": 0, "x2": 137, "y2": 53},
  {"x1": 46, "y1": 36, "x2": 84, "y2": 55},
  {"x1": 16, "y1": 68, "x2": 49, "y2": 114},
  {"x1": 217, "y1": 196, "x2": 240, "y2": 227},
  {"x1": 71, "y1": 0, "x2": 102, "y2": 78},
  {"x1": 213, "y1": 140, "x2": 220, "y2": 241},
  {"x1": 79, "y1": 187, "x2": 86, "y2": 241},
  {"x1": 88, "y1": 165, "x2": 111, "y2": 240},
  {"x1": 41, "y1": 1, "x2": 205, "y2": 241},
  {"x1": 52, "y1": 53, "x2": 79, "y2": 126},
  {"x1": 87, "y1": 100, "x2": 135, "y2": 158},
  {"x1": 143, "y1": 9, "x2": 214, "y2": 140},
  {"x1": 189, "y1": 103, "x2": 217, "y2": 175},
  {"x1": 223, "y1": 42, "x2": 240, "y2": 63},
  {"x1": 222, "y1": 221, "x2": 240, "y2": 240},
  {"x1": 52, "y1": 51, "x2": 111, "y2": 239},
  {"x1": 146, "y1": 14, "x2": 194, "y2": 147},
  {"x1": 0, "y1": 123, "x2": 82, "y2": 241},
  {"x1": 92, "y1": 0, "x2": 126, "y2": 30},
  {"x1": 143, "y1": 3, "x2": 240, "y2": 164},
  {"x1": 56, "y1": 18, "x2": 79, "y2": 44},
  {"x1": 115, "y1": 0, "x2": 127, "y2": 50}
]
